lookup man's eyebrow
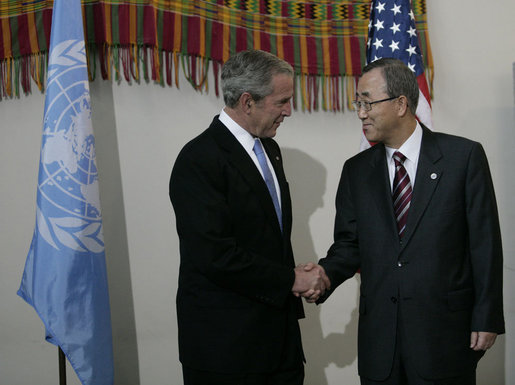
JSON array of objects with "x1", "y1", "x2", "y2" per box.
[{"x1": 356, "y1": 91, "x2": 370, "y2": 98}]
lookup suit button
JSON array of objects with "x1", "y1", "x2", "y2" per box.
[
  {"x1": 397, "y1": 261, "x2": 403, "y2": 267},
  {"x1": 391, "y1": 297, "x2": 398, "y2": 304}
]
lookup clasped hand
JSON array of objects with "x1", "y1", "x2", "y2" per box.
[{"x1": 292, "y1": 263, "x2": 331, "y2": 303}]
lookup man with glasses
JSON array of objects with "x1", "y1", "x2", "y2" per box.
[{"x1": 303, "y1": 58, "x2": 504, "y2": 384}]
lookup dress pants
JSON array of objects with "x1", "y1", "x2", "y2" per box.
[
  {"x1": 183, "y1": 312, "x2": 304, "y2": 385},
  {"x1": 182, "y1": 365, "x2": 304, "y2": 385},
  {"x1": 360, "y1": 299, "x2": 480, "y2": 385}
]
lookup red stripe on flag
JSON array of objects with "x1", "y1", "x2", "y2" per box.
[
  {"x1": 282, "y1": 35, "x2": 294, "y2": 67},
  {"x1": 327, "y1": 4, "x2": 333, "y2": 19},
  {"x1": 210, "y1": 21, "x2": 223, "y2": 62},
  {"x1": 187, "y1": 16, "x2": 200, "y2": 55},
  {"x1": 92, "y1": 3, "x2": 106, "y2": 44},
  {"x1": 118, "y1": 5, "x2": 130, "y2": 45},
  {"x1": 142, "y1": 5, "x2": 156, "y2": 45},
  {"x1": 0, "y1": 19, "x2": 6, "y2": 59},
  {"x1": 260, "y1": 31, "x2": 270, "y2": 53},
  {"x1": 162, "y1": 11, "x2": 173, "y2": 51},
  {"x1": 235, "y1": 26, "x2": 246, "y2": 52},
  {"x1": 17, "y1": 14, "x2": 32, "y2": 55},
  {"x1": 306, "y1": 36, "x2": 317, "y2": 74},
  {"x1": 281, "y1": 1, "x2": 288, "y2": 16},
  {"x1": 417, "y1": 74, "x2": 431, "y2": 107},
  {"x1": 304, "y1": 3, "x2": 313, "y2": 18},
  {"x1": 350, "y1": 36, "x2": 362, "y2": 75},
  {"x1": 42, "y1": 9, "x2": 52, "y2": 49},
  {"x1": 328, "y1": 36, "x2": 340, "y2": 76},
  {"x1": 415, "y1": 73, "x2": 433, "y2": 130}
]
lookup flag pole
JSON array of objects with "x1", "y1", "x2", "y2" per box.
[{"x1": 59, "y1": 347, "x2": 67, "y2": 385}]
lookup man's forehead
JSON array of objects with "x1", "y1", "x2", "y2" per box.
[
  {"x1": 269, "y1": 74, "x2": 293, "y2": 93},
  {"x1": 357, "y1": 70, "x2": 386, "y2": 96}
]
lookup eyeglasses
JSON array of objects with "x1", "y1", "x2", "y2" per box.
[{"x1": 352, "y1": 96, "x2": 399, "y2": 112}]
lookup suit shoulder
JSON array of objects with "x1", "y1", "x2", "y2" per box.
[
  {"x1": 170, "y1": 122, "x2": 226, "y2": 192},
  {"x1": 430, "y1": 131, "x2": 484, "y2": 156},
  {"x1": 177, "y1": 128, "x2": 213, "y2": 157},
  {"x1": 174, "y1": 117, "x2": 224, "y2": 163},
  {"x1": 344, "y1": 143, "x2": 382, "y2": 167},
  {"x1": 432, "y1": 131, "x2": 478, "y2": 146}
]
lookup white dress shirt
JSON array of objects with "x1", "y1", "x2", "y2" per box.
[
  {"x1": 219, "y1": 109, "x2": 281, "y2": 207},
  {"x1": 385, "y1": 122, "x2": 423, "y2": 192}
]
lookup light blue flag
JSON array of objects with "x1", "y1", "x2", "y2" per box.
[{"x1": 17, "y1": 0, "x2": 114, "y2": 384}]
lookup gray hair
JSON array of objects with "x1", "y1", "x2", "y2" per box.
[
  {"x1": 221, "y1": 50, "x2": 294, "y2": 108},
  {"x1": 362, "y1": 58, "x2": 419, "y2": 115}
]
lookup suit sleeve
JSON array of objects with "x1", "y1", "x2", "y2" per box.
[
  {"x1": 170, "y1": 146, "x2": 295, "y2": 308},
  {"x1": 317, "y1": 162, "x2": 361, "y2": 303},
  {"x1": 466, "y1": 142, "x2": 505, "y2": 333}
]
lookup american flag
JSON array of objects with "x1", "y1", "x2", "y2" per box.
[{"x1": 360, "y1": 0, "x2": 432, "y2": 150}]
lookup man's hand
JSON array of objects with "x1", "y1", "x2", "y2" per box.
[
  {"x1": 292, "y1": 263, "x2": 330, "y2": 303},
  {"x1": 470, "y1": 331, "x2": 497, "y2": 351}
]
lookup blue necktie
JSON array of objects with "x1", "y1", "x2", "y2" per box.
[{"x1": 253, "y1": 139, "x2": 282, "y2": 231}]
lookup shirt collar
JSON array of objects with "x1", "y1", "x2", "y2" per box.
[
  {"x1": 385, "y1": 121, "x2": 423, "y2": 163},
  {"x1": 219, "y1": 108, "x2": 256, "y2": 153}
]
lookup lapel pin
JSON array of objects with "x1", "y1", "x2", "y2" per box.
[
  {"x1": 430, "y1": 173, "x2": 437, "y2": 180},
  {"x1": 275, "y1": 156, "x2": 280, "y2": 161}
]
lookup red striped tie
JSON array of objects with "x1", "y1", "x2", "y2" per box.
[{"x1": 392, "y1": 151, "x2": 412, "y2": 238}]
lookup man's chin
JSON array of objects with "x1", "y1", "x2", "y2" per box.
[
  {"x1": 363, "y1": 130, "x2": 377, "y2": 142},
  {"x1": 267, "y1": 126, "x2": 279, "y2": 137}
]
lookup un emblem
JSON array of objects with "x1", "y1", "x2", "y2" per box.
[{"x1": 35, "y1": 40, "x2": 104, "y2": 254}]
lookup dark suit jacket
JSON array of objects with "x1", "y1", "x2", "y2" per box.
[
  {"x1": 318, "y1": 126, "x2": 504, "y2": 381},
  {"x1": 169, "y1": 116, "x2": 304, "y2": 374}
]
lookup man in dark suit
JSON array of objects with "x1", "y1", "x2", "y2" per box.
[
  {"x1": 302, "y1": 58, "x2": 504, "y2": 384},
  {"x1": 169, "y1": 50, "x2": 329, "y2": 385}
]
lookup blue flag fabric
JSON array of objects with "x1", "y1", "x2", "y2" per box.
[
  {"x1": 17, "y1": 0, "x2": 114, "y2": 384},
  {"x1": 366, "y1": 0, "x2": 425, "y2": 76}
]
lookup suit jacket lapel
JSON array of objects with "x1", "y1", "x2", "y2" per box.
[
  {"x1": 208, "y1": 117, "x2": 283, "y2": 234},
  {"x1": 401, "y1": 126, "x2": 443, "y2": 250},
  {"x1": 368, "y1": 145, "x2": 400, "y2": 251}
]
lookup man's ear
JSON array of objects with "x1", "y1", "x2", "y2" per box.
[
  {"x1": 240, "y1": 92, "x2": 253, "y2": 113},
  {"x1": 397, "y1": 95, "x2": 409, "y2": 117}
]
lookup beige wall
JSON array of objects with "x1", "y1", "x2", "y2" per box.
[{"x1": 1, "y1": 0, "x2": 514, "y2": 384}]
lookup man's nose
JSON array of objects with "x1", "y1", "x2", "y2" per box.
[
  {"x1": 357, "y1": 107, "x2": 368, "y2": 120},
  {"x1": 283, "y1": 101, "x2": 292, "y2": 117}
]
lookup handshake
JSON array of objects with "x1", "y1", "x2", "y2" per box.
[{"x1": 292, "y1": 263, "x2": 331, "y2": 303}]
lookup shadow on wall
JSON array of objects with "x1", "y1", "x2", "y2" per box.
[
  {"x1": 90, "y1": 79, "x2": 141, "y2": 385},
  {"x1": 282, "y1": 148, "x2": 359, "y2": 385}
]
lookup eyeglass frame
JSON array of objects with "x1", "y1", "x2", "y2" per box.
[{"x1": 352, "y1": 96, "x2": 399, "y2": 112}]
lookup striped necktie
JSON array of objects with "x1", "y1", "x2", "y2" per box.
[
  {"x1": 253, "y1": 139, "x2": 282, "y2": 231},
  {"x1": 392, "y1": 151, "x2": 412, "y2": 238}
]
